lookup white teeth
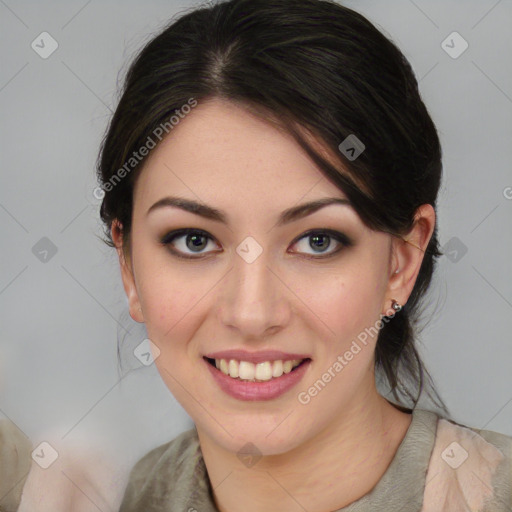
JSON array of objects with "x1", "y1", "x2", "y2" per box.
[
  {"x1": 212, "y1": 358, "x2": 305, "y2": 381},
  {"x1": 272, "y1": 360, "x2": 283, "y2": 377},
  {"x1": 228, "y1": 359, "x2": 239, "y2": 378},
  {"x1": 283, "y1": 360, "x2": 293, "y2": 374},
  {"x1": 219, "y1": 359, "x2": 229, "y2": 375},
  {"x1": 255, "y1": 361, "x2": 272, "y2": 381},
  {"x1": 238, "y1": 361, "x2": 255, "y2": 380}
]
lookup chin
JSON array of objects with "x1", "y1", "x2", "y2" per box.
[{"x1": 198, "y1": 413, "x2": 315, "y2": 459}]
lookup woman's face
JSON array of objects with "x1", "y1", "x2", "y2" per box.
[{"x1": 116, "y1": 97, "x2": 410, "y2": 455}]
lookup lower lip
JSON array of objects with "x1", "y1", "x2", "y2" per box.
[{"x1": 204, "y1": 358, "x2": 311, "y2": 401}]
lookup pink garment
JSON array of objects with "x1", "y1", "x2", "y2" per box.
[
  {"x1": 17, "y1": 436, "x2": 129, "y2": 512},
  {"x1": 421, "y1": 418, "x2": 509, "y2": 511}
]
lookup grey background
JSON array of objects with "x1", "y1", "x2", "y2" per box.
[{"x1": 1, "y1": 0, "x2": 511, "y2": 491}]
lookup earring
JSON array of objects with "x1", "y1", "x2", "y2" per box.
[
  {"x1": 391, "y1": 299, "x2": 402, "y2": 312},
  {"x1": 394, "y1": 268, "x2": 400, "y2": 274}
]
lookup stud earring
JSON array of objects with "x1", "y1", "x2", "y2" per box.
[
  {"x1": 394, "y1": 268, "x2": 400, "y2": 274},
  {"x1": 391, "y1": 299, "x2": 402, "y2": 312}
]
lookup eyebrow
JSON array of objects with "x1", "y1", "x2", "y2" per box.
[{"x1": 146, "y1": 195, "x2": 352, "y2": 226}]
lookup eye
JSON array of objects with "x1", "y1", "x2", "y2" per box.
[
  {"x1": 160, "y1": 228, "x2": 353, "y2": 260},
  {"x1": 289, "y1": 229, "x2": 353, "y2": 259},
  {"x1": 160, "y1": 229, "x2": 219, "y2": 259}
]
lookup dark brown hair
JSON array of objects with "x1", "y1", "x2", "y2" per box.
[{"x1": 96, "y1": 0, "x2": 447, "y2": 412}]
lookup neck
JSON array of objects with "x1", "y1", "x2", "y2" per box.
[{"x1": 196, "y1": 386, "x2": 412, "y2": 512}]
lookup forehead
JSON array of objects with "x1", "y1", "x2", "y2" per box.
[{"x1": 133, "y1": 97, "x2": 352, "y2": 217}]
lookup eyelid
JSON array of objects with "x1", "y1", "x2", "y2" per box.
[
  {"x1": 289, "y1": 228, "x2": 353, "y2": 249},
  {"x1": 159, "y1": 228, "x2": 220, "y2": 260},
  {"x1": 160, "y1": 228, "x2": 353, "y2": 259},
  {"x1": 287, "y1": 229, "x2": 352, "y2": 260}
]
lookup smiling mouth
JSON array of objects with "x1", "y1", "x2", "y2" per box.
[{"x1": 204, "y1": 357, "x2": 311, "y2": 382}]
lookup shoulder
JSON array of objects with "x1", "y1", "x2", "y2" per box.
[
  {"x1": 0, "y1": 419, "x2": 32, "y2": 512},
  {"x1": 421, "y1": 410, "x2": 512, "y2": 512},
  {"x1": 127, "y1": 428, "x2": 199, "y2": 477},
  {"x1": 119, "y1": 428, "x2": 207, "y2": 512}
]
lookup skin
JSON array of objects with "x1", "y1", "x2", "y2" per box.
[{"x1": 113, "y1": 97, "x2": 436, "y2": 512}]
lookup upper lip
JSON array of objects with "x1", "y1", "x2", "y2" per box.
[{"x1": 203, "y1": 349, "x2": 311, "y2": 364}]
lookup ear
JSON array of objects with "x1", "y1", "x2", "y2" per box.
[
  {"x1": 111, "y1": 220, "x2": 144, "y2": 323},
  {"x1": 382, "y1": 204, "x2": 436, "y2": 315}
]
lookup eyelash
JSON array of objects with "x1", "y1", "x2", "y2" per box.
[{"x1": 159, "y1": 228, "x2": 353, "y2": 260}]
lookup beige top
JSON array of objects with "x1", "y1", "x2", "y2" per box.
[
  {"x1": 0, "y1": 419, "x2": 31, "y2": 511},
  {"x1": 118, "y1": 408, "x2": 512, "y2": 512},
  {"x1": 1, "y1": 408, "x2": 511, "y2": 511}
]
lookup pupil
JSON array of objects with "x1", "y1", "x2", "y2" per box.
[
  {"x1": 187, "y1": 234, "x2": 206, "y2": 251},
  {"x1": 311, "y1": 234, "x2": 329, "y2": 252}
]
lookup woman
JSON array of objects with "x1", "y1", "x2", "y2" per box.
[{"x1": 95, "y1": 0, "x2": 512, "y2": 510}]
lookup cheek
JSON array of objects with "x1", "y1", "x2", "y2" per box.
[
  {"x1": 137, "y1": 266, "x2": 210, "y2": 410},
  {"x1": 134, "y1": 244, "x2": 204, "y2": 338},
  {"x1": 293, "y1": 264, "x2": 385, "y2": 346},
  {"x1": 134, "y1": 258, "x2": 219, "y2": 398},
  {"x1": 140, "y1": 277, "x2": 199, "y2": 348}
]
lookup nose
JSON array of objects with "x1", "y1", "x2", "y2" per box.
[{"x1": 218, "y1": 246, "x2": 291, "y2": 340}]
